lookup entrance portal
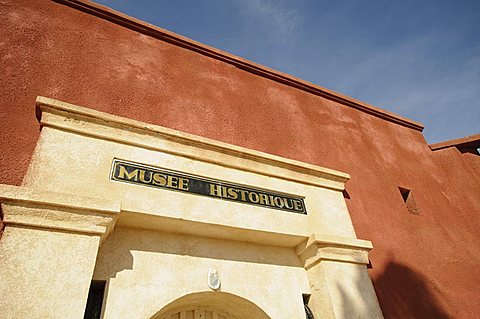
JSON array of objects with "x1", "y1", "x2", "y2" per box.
[
  {"x1": 151, "y1": 292, "x2": 271, "y2": 319},
  {"x1": 158, "y1": 306, "x2": 236, "y2": 319}
]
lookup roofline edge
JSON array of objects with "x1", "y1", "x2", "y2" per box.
[
  {"x1": 430, "y1": 134, "x2": 480, "y2": 151},
  {"x1": 53, "y1": 0, "x2": 425, "y2": 132}
]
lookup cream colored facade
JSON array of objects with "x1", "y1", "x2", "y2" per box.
[{"x1": 0, "y1": 97, "x2": 383, "y2": 318}]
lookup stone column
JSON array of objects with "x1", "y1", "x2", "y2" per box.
[
  {"x1": 0, "y1": 185, "x2": 119, "y2": 319},
  {"x1": 297, "y1": 233, "x2": 383, "y2": 319}
]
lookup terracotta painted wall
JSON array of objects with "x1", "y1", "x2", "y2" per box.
[{"x1": 1, "y1": 1, "x2": 479, "y2": 318}]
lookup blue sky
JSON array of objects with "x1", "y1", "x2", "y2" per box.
[{"x1": 96, "y1": 0, "x2": 479, "y2": 143}]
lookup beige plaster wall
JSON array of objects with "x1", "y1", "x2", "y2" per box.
[
  {"x1": 23, "y1": 125, "x2": 356, "y2": 243},
  {"x1": 92, "y1": 227, "x2": 309, "y2": 319},
  {"x1": 0, "y1": 225, "x2": 100, "y2": 318},
  {"x1": 321, "y1": 261, "x2": 383, "y2": 318}
]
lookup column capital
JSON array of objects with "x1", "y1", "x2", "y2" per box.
[
  {"x1": 296, "y1": 233, "x2": 373, "y2": 269},
  {"x1": 0, "y1": 185, "x2": 120, "y2": 242}
]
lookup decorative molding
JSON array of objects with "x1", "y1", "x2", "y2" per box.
[
  {"x1": 0, "y1": 185, "x2": 120, "y2": 241},
  {"x1": 36, "y1": 96, "x2": 350, "y2": 191},
  {"x1": 296, "y1": 233, "x2": 373, "y2": 269}
]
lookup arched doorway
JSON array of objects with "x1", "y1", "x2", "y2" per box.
[
  {"x1": 151, "y1": 292, "x2": 271, "y2": 319},
  {"x1": 157, "y1": 306, "x2": 237, "y2": 319}
]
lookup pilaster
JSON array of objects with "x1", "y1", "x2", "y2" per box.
[
  {"x1": 0, "y1": 185, "x2": 120, "y2": 319},
  {"x1": 297, "y1": 233, "x2": 383, "y2": 318}
]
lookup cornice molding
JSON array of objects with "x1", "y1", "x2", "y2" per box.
[
  {"x1": 36, "y1": 96, "x2": 350, "y2": 191},
  {"x1": 296, "y1": 233, "x2": 373, "y2": 269},
  {"x1": 0, "y1": 185, "x2": 120, "y2": 241}
]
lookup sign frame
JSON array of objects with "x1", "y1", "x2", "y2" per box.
[{"x1": 110, "y1": 158, "x2": 307, "y2": 214}]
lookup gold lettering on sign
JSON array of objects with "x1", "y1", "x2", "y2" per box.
[
  {"x1": 118, "y1": 166, "x2": 139, "y2": 181},
  {"x1": 221, "y1": 186, "x2": 228, "y2": 198},
  {"x1": 238, "y1": 189, "x2": 248, "y2": 201},
  {"x1": 248, "y1": 191, "x2": 260, "y2": 203},
  {"x1": 139, "y1": 170, "x2": 152, "y2": 183},
  {"x1": 274, "y1": 197, "x2": 284, "y2": 208},
  {"x1": 293, "y1": 199, "x2": 303, "y2": 211},
  {"x1": 166, "y1": 175, "x2": 178, "y2": 188},
  {"x1": 283, "y1": 198, "x2": 294, "y2": 209},
  {"x1": 210, "y1": 184, "x2": 222, "y2": 197},
  {"x1": 178, "y1": 177, "x2": 189, "y2": 191},
  {"x1": 152, "y1": 173, "x2": 167, "y2": 186},
  {"x1": 258, "y1": 194, "x2": 269, "y2": 205},
  {"x1": 112, "y1": 159, "x2": 307, "y2": 214},
  {"x1": 227, "y1": 187, "x2": 239, "y2": 200}
]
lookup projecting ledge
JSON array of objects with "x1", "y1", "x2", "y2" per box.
[
  {"x1": 117, "y1": 208, "x2": 308, "y2": 248},
  {"x1": 296, "y1": 233, "x2": 373, "y2": 269},
  {"x1": 35, "y1": 96, "x2": 350, "y2": 191},
  {"x1": 0, "y1": 184, "x2": 120, "y2": 241}
]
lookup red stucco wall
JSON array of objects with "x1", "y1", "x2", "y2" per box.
[{"x1": 1, "y1": 1, "x2": 479, "y2": 317}]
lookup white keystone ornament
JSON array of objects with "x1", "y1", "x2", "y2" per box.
[{"x1": 208, "y1": 267, "x2": 221, "y2": 291}]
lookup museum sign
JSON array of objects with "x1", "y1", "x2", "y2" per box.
[{"x1": 111, "y1": 158, "x2": 307, "y2": 214}]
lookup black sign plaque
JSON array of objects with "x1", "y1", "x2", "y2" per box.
[{"x1": 110, "y1": 158, "x2": 307, "y2": 214}]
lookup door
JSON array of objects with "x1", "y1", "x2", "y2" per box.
[{"x1": 159, "y1": 306, "x2": 237, "y2": 319}]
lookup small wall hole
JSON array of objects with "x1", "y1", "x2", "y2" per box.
[{"x1": 398, "y1": 187, "x2": 421, "y2": 215}]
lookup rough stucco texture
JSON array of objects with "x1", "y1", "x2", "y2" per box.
[{"x1": 1, "y1": 1, "x2": 479, "y2": 318}]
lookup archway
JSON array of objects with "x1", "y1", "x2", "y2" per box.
[{"x1": 151, "y1": 291, "x2": 271, "y2": 319}]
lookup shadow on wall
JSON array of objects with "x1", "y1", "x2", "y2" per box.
[
  {"x1": 338, "y1": 259, "x2": 452, "y2": 319},
  {"x1": 0, "y1": 205, "x2": 3, "y2": 239},
  {"x1": 92, "y1": 227, "x2": 304, "y2": 280}
]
